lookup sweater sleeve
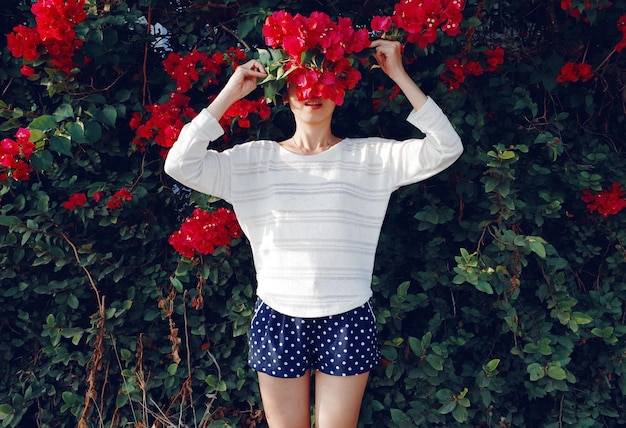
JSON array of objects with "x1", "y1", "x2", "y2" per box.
[
  {"x1": 163, "y1": 108, "x2": 232, "y2": 200},
  {"x1": 390, "y1": 97, "x2": 463, "y2": 188}
]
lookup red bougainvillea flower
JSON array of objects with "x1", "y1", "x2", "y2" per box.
[
  {"x1": 371, "y1": 15, "x2": 393, "y2": 32},
  {"x1": 616, "y1": 14, "x2": 626, "y2": 52},
  {"x1": 62, "y1": 193, "x2": 88, "y2": 210},
  {"x1": 262, "y1": 11, "x2": 370, "y2": 105},
  {"x1": 163, "y1": 49, "x2": 225, "y2": 93},
  {"x1": 556, "y1": 61, "x2": 593, "y2": 83},
  {"x1": 0, "y1": 128, "x2": 36, "y2": 182},
  {"x1": 6, "y1": 0, "x2": 87, "y2": 74},
  {"x1": 92, "y1": 191, "x2": 105, "y2": 202},
  {"x1": 106, "y1": 188, "x2": 133, "y2": 210},
  {"x1": 561, "y1": 0, "x2": 613, "y2": 20},
  {"x1": 581, "y1": 182, "x2": 626, "y2": 217},
  {"x1": 220, "y1": 97, "x2": 271, "y2": 131},
  {"x1": 484, "y1": 47, "x2": 505, "y2": 71},
  {"x1": 168, "y1": 207, "x2": 242, "y2": 258},
  {"x1": 392, "y1": 0, "x2": 465, "y2": 49},
  {"x1": 440, "y1": 47, "x2": 504, "y2": 91},
  {"x1": 130, "y1": 92, "x2": 198, "y2": 157}
]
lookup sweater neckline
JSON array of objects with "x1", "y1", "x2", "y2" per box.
[{"x1": 276, "y1": 138, "x2": 346, "y2": 157}]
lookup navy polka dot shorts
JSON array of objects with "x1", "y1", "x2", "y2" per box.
[{"x1": 248, "y1": 299, "x2": 381, "y2": 378}]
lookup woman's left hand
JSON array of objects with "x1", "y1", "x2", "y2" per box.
[
  {"x1": 370, "y1": 39, "x2": 406, "y2": 82},
  {"x1": 370, "y1": 39, "x2": 428, "y2": 111}
]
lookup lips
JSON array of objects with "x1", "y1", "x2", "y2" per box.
[
  {"x1": 304, "y1": 100, "x2": 323, "y2": 109},
  {"x1": 304, "y1": 97, "x2": 324, "y2": 108}
]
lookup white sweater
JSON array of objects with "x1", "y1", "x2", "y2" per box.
[{"x1": 164, "y1": 97, "x2": 463, "y2": 317}]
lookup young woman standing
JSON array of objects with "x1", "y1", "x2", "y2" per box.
[{"x1": 165, "y1": 39, "x2": 463, "y2": 427}]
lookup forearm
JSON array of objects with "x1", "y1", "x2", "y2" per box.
[
  {"x1": 206, "y1": 88, "x2": 240, "y2": 120},
  {"x1": 391, "y1": 70, "x2": 428, "y2": 111}
]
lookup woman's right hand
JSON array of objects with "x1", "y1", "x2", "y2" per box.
[{"x1": 207, "y1": 59, "x2": 268, "y2": 119}]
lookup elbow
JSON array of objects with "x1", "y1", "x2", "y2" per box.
[{"x1": 163, "y1": 152, "x2": 180, "y2": 181}]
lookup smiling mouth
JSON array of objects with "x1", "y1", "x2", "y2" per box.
[{"x1": 305, "y1": 102, "x2": 323, "y2": 106}]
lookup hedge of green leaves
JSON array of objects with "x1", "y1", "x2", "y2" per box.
[{"x1": 1, "y1": 0, "x2": 625, "y2": 427}]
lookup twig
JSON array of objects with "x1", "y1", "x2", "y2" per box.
[
  {"x1": 61, "y1": 231, "x2": 107, "y2": 428},
  {"x1": 219, "y1": 23, "x2": 251, "y2": 50}
]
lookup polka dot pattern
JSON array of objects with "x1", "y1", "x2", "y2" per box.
[{"x1": 248, "y1": 299, "x2": 380, "y2": 378}]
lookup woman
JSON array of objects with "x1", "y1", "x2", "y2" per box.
[{"x1": 164, "y1": 39, "x2": 463, "y2": 428}]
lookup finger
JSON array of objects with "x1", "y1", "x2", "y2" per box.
[{"x1": 242, "y1": 59, "x2": 267, "y2": 75}]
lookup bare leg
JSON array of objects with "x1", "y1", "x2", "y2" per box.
[
  {"x1": 313, "y1": 371, "x2": 369, "y2": 428},
  {"x1": 257, "y1": 370, "x2": 311, "y2": 428}
]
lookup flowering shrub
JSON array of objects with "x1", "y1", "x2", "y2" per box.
[
  {"x1": 0, "y1": 128, "x2": 35, "y2": 182},
  {"x1": 168, "y1": 208, "x2": 242, "y2": 258},
  {"x1": 6, "y1": 0, "x2": 87, "y2": 75},
  {"x1": 2, "y1": 1, "x2": 626, "y2": 427},
  {"x1": 581, "y1": 183, "x2": 626, "y2": 217}
]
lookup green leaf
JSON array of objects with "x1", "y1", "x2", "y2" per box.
[
  {"x1": 167, "y1": 363, "x2": 178, "y2": 375},
  {"x1": 571, "y1": 311, "x2": 593, "y2": 325},
  {"x1": 546, "y1": 365, "x2": 567, "y2": 380},
  {"x1": 95, "y1": 105, "x2": 118, "y2": 127},
  {"x1": 474, "y1": 280, "x2": 494, "y2": 294},
  {"x1": 0, "y1": 403, "x2": 13, "y2": 417},
  {"x1": 527, "y1": 362, "x2": 545, "y2": 381},
  {"x1": 484, "y1": 358, "x2": 500, "y2": 373},
  {"x1": 426, "y1": 353, "x2": 444, "y2": 371},
  {"x1": 438, "y1": 401, "x2": 457, "y2": 415},
  {"x1": 49, "y1": 135, "x2": 73, "y2": 157},
  {"x1": 528, "y1": 238, "x2": 546, "y2": 258},
  {"x1": 390, "y1": 408, "x2": 410, "y2": 423},
  {"x1": 452, "y1": 405, "x2": 469, "y2": 423},
  {"x1": 0, "y1": 216, "x2": 20, "y2": 226},
  {"x1": 30, "y1": 115, "x2": 58, "y2": 131},
  {"x1": 53, "y1": 103, "x2": 74, "y2": 121},
  {"x1": 65, "y1": 121, "x2": 86, "y2": 143}
]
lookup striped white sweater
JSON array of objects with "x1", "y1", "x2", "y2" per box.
[{"x1": 164, "y1": 97, "x2": 463, "y2": 317}]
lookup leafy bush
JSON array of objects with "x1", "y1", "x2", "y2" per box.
[{"x1": 0, "y1": 0, "x2": 625, "y2": 427}]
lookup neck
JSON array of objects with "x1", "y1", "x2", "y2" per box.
[{"x1": 289, "y1": 126, "x2": 336, "y2": 154}]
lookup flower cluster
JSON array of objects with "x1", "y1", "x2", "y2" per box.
[
  {"x1": 220, "y1": 97, "x2": 271, "y2": 131},
  {"x1": 391, "y1": 0, "x2": 465, "y2": 49},
  {"x1": 556, "y1": 61, "x2": 593, "y2": 83},
  {"x1": 440, "y1": 47, "x2": 505, "y2": 90},
  {"x1": 6, "y1": 0, "x2": 87, "y2": 76},
  {"x1": 107, "y1": 188, "x2": 133, "y2": 210},
  {"x1": 61, "y1": 192, "x2": 87, "y2": 210},
  {"x1": 372, "y1": 85, "x2": 403, "y2": 111},
  {"x1": 1, "y1": 128, "x2": 36, "y2": 182},
  {"x1": 262, "y1": 11, "x2": 370, "y2": 105},
  {"x1": 130, "y1": 48, "x2": 250, "y2": 155},
  {"x1": 61, "y1": 189, "x2": 130, "y2": 212},
  {"x1": 130, "y1": 93, "x2": 198, "y2": 158},
  {"x1": 168, "y1": 208, "x2": 242, "y2": 258},
  {"x1": 162, "y1": 49, "x2": 224, "y2": 93},
  {"x1": 581, "y1": 182, "x2": 626, "y2": 217},
  {"x1": 560, "y1": 0, "x2": 613, "y2": 20}
]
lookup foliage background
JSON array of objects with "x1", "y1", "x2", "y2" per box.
[{"x1": 1, "y1": 0, "x2": 625, "y2": 427}]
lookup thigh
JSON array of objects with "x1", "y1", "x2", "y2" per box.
[
  {"x1": 258, "y1": 371, "x2": 312, "y2": 428},
  {"x1": 313, "y1": 371, "x2": 369, "y2": 428}
]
